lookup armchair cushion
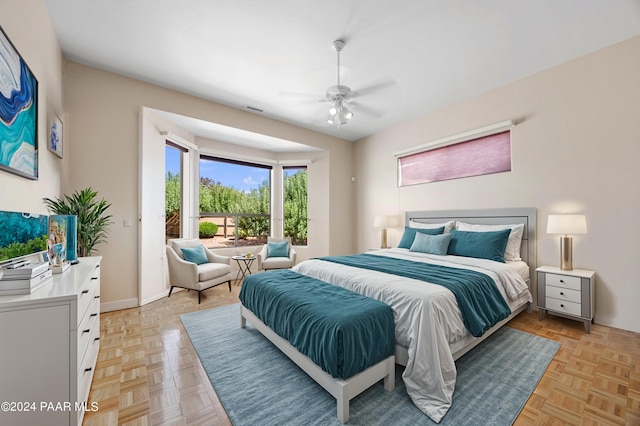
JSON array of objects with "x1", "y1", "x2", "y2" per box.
[
  {"x1": 198, "y1": 262, "x2": 231, "y2": 282},
  {"x1": 267, "y1": 240, "x2": 289, "y2": 258},
  {"x1": 181, "y1": 245, "x2": 209, "y2": 265}
]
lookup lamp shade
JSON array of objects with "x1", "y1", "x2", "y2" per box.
[
  {"x1": 547, "y1": 214, "x2": 587, "y2": 235},
  {"x1": 374, "y1": 215, "x2": 400, "y2": 229},
  {"x1": 373, "y1": 215, "x2": 388, "y2": 228}
]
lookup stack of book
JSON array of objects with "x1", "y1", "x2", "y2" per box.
[{"x1": 0, "y1": 262, "x2": 52, "y2": 295}]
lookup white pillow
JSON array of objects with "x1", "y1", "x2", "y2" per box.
[
  {"x1": 455, "y1": 222, "x2": 525, "y2": 261},
  {"x1": 409, "y1": 220, "x2": 455, "y2": 234}
]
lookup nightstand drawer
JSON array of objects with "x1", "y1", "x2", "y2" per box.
[
  {"x1": 545, "y1": 273, "x2": 581, "y2": 291},
  {"x1": 546, "y1": 297, "x2": 582, "y2": 317},
  {"x1": 546, "y1": 286, "x2": 581, "y2": 304}
]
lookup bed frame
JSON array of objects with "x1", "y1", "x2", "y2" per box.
[
  {"x1": 392, "y1": 207, "x2": 537, "y2": 365},
  {"x1": 240, "y1": 306, "x2": 395, "y2": 424}
]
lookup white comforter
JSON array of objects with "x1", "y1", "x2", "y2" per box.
[{"x1": 292, "y1": 248, "x2": 532, "y2": 423}]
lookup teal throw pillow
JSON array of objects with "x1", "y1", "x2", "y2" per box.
[
  {"x1": 447, "y1": 229, "x2": 511, "y2": 263},
  {"x1": 410, "y1": 232, "x2": 452, "y2": 255},
  {"x1": 268, "y1": 241, "x2": 289, "y2": 258},
  {"x1": 181, "y1": 245, "x2": 209, "y2": 265},
  {"x1": 397, "y1": 226, "x2": 445, "y2": 249}
]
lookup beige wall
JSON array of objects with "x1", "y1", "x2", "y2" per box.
[
  {"x1": 64, "y1": 62, "x2": 354, "y2": 307},
  {"x1": 355, "y1": 35, "x2": 640, "y2": 333},
  {"x1": 0, "y1": 0, "x2": 64, "y2": 213}
]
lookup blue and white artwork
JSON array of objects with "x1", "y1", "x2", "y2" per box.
[
  {"x1": 49, "y1": 115, "x2": 63, "y2": 158},
  {"x1": 0, "y1": 26, "x2": 38, "y2": 180}
]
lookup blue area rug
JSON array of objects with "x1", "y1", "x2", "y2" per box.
[{"x1": 180, "y1": 304, "x2": 560, "y2": 425}]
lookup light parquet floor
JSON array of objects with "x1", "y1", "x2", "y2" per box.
[{"x1": 83, "y1": 283, "x2": 640, "y2": 426}]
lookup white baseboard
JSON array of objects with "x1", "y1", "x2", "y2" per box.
[
  {"x1": 100, "y1": 298, "x2": 139, "y2": 313},
  {"x1": 140, "y1": 289, "x2": 170, "y2": 306}
]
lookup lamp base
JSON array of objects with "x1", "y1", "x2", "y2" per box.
[
  {"x1": 560, "y1": 236, "x2": 573, "y2": 271},
  {"x1": 380, "y1": 228, "x2": 388, "y2": 249}
]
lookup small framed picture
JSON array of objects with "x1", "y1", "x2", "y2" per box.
[{"x1": 49, "y1": 115, "x2": 63, "y2": 158}]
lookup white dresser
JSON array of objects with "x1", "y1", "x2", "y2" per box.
[
  {"x1": 0, "y1": 257, "x2": 101, "y2": 425},
  {"x1": 536, "y1": 265, "x2": 595, "y2": 333}
]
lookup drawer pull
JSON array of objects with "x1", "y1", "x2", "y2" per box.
[
  {"x1": 94, "y1": 337, "x2": 100, "y2": 342},
  {"x1": 90, "y1": 313, "x2": 98, "y2": 317},
  {"x1": 560, "y1": 304, "x2": 565, "y2": 308},
  {"x1": 91, "y1": 277, "x2": 98, "y2": 281},
  {"x1": 560, "y1": 292, "x2": 564, "y2": 296},
  {"x1": 81, "y1": 289, "x2": 89, "y2": 294},
  {"x1": 82, "y1": 329, "x2": 91, "y2": 334},
  {"x1": 560, "y1": 279, "x2": 564, "y2": 283},
  {"x1": 94, "y1": 295, "x2": 100, "y2": 299},
  {"x1": 84, "y1": 367, "x2": 92, "y2": 373}
]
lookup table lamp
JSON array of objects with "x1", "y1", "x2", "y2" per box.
[
  {"x1": 546, "y1": 214, "x2": 587, "y2": 270},
  {"x1": 374, "y1": 215, "x2": 400, "y2": 249}
]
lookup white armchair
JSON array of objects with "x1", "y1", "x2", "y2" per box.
[
  {"x1": 257, "y1": 236, "x2": 297, "y2": 271},
  {"x1": 166, "y1": 238, "x2": 232, "y2": 304}
]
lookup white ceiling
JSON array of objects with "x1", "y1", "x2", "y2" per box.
[{"x1": 45, "y1": 0, "x2": 640, "y2": 148}]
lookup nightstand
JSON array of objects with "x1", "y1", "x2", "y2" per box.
[{"x1": 537, "y1": 266, "x2": 595, "y2": 333}]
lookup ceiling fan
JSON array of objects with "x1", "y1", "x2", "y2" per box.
[
  {"x1": 325, "y1": 39, "x2": 354, "y2": 127},
  {"x1": 281, "y1": 39, "x2": 398, "y2": 128}
]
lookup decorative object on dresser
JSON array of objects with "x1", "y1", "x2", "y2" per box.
[
  {"x1": 546, "y1": 214, "x2": 587, "y2": 271},
  {"x1": 0, "y1": 210, "x2": 49, "y2": 264},
  {"x1": 49, "y1": 214, "x2": 79, "y2": 265},
  {"x1": 373, "y1": 214, "x2": 400, "y2": 249},
  {"x1": 537, "y1": 265, "x2": 595, "y2": 333},
  {"x1": 0, "y1": 265, "x2": 52, "y2": 295},
  {"x1": 0, "y1": 257, "x2": 102, "y2": 425},
  {"x1": 43, "y1": 187, "x2": 113, "y2": 257}
]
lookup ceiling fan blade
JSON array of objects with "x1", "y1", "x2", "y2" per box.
[
  {"x1": 348, "y1": 100, "x2": 385, "y2": 118},
  {"x1": 351, "y1": 77, "x2": 400, "y2": 99}
]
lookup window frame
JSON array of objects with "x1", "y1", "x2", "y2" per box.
[
  {"x1": 395, "y1": 121, "x2": 514, "y2": 187},
  {"x1": 198, "y1": 155, "x2": 273, "y2": 248},
  {"x1": 282, "y1": 165, "x2": 308, "y2": 246}
]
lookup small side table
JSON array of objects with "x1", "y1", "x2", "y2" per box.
[
  {"x1": 232, "y1": 255, "x2": 256, "y2": 284},
  {"x1": 536, "y1": 266, "x2": 595, "y2": 333}
]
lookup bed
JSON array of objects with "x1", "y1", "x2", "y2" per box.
[
  {"x1": 239, "y1": 269, "x2": 396, "y2": 423},
  {"x1": 291, "y1": 207, "x2": 536, "y2": 422}
]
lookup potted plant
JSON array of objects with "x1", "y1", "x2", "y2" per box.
[{"x1": 43, "y1": 187, "x2": 113, "y2": 257}]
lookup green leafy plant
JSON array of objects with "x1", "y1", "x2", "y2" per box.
[
  {"x1": 199, "y1": 222, "x2": 218, "y2": 238},
  {"x1": 43, "y1": 188, "x2": 113, "y2": 257}
]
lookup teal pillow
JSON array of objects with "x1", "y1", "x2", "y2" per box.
[
  {"x1": 268, "y1": 241, "x2": 289, "y2": 258},
  {"x1": 397, "y1": 226, "x2": 445, "y2": 249},
  {"x1": 410, "y1": 232, "x2": 452, "y2": 255},
  {"x1": 447, "y1": 229, "x2": 511, "y2": 263},
  {"x1": 181, "y1": 245, "x2": 209, "y2": 265}
]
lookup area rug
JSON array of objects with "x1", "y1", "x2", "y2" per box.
[{"x1": 180, "y1": 304, "x2": 560, "y2": 425}]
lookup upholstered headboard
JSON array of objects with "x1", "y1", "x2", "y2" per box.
[{"x1": 405, "y1": 207, "x2": 537, "y2": 282}]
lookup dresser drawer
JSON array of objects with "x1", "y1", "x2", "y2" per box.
[
  {"x1": 78, "y1": 325, "x2": 100, "y2": 407},
  {"x1": 546, "y1": 297, "x2": 582, "y2": 317},
  {"x1": 78, "y1": 295, "x2": 100, "y2": 363},
  {"x1": 77, "y1": 269, "x2": 100, "y2": 324},
  {"x1": 545, "y1": 273, "x2": 581, "y2": 291},
  {"x1": 546, "y1": 286, "x2": 581, "y2": 304}
]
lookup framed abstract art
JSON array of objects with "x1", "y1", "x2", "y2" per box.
[
  {"x1": 0, "y1": 26, "x2": 39, "y2": 180},
  {"x1": 49, "y1": 115, "x2": 63, "y2": 158}
]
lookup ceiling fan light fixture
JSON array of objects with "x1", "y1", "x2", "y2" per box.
[{"x1": 327, "y1": 99, "x2": 353, "y2": 126}]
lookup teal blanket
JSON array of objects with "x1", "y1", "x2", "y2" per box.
[
  {"x1": 318, "y1": 254, "x2": 511, "y2": 337},
  {"x1": 239, "y1": 269, "x2": 395, "y2": 379}
]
